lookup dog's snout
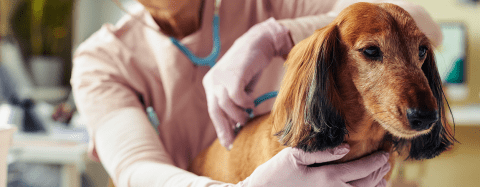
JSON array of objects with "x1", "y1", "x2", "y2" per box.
[{"x1": 407, "y1": 109, "x2": 439, "y2": 131}]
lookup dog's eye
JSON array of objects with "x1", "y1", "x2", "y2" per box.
[
  {"x1": 419, "y1": 46, "x2": 428, "y2": 59},
  {"x1": 363, "y1": 46, "x2": 382, "y2": 60}
]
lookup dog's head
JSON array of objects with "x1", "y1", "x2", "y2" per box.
[{"x1": 271, "y1": 2, "x2": 455, "y2": 160}]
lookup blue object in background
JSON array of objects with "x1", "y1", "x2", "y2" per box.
[
  {"x1": 445, "y1": 58, "x2": 464, "y2": 83},
  {"x1": 435, "y1": 23, "x2": 467, "y2": 84}
]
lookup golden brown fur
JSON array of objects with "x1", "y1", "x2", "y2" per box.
[{"x1": 190, "y1": 2, "x2": 455, "y2": 184}]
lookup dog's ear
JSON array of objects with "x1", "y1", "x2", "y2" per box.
[
  {"x1": 271, "y1": 24, "x2": 347, "y2": 152},
  {"x1": 409, "y1": 46, "x2": 456, "y2": 160}
]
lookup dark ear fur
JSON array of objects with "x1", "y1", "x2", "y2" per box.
[
  {"x1": 272, "y1": 25, "x2": 347, "y2": 153},
  {"x1": 408, "y1": 46, "x2": 456, "y2": 160}
]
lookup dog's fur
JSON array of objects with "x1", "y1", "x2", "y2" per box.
[{"x1": 190, "y1": 2, "x2": 456, "y2": 183}]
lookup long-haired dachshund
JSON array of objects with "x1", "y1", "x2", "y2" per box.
[{"x1": 190, "y1": 2, "x2": 455, "y2": 183}]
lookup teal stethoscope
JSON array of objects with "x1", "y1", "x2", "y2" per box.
[{"x1": 148, "y1": 0, "x2": 278, "y2": 132}]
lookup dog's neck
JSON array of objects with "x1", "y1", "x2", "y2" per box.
[
  {"x1": 335, "y1": 80, "x2": 392, "y2": 161},
  {"x1": 342, "y1": 111, "x2": 390, "y2": 161}
]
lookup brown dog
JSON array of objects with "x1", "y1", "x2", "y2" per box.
[{"x1": 190, "y1": 2, "x2": 455, "y2": 183}]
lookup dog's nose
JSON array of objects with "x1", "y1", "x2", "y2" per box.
[{"x1": 407, "y1": 109, "x2": 439, "y2": 131}]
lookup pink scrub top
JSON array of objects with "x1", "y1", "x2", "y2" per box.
[{"x1": 72, "y1": 0, "x2": 340, "y2": 169}]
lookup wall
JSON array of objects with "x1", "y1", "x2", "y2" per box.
[{"x1": 72, "y1": 0, "x2": 139, "y2": 51}]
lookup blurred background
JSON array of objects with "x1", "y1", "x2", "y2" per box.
[{"x1": 0, "y1": 0, "x2": 479, "y2": 186}]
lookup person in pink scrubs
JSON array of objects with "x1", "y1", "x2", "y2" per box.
[{"x1": 71, "y1": 0, "x2": 442, "y2": 186}]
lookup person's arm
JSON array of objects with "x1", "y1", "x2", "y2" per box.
[
  {"x1": 71, "y1": 39, "x2": 228, "y2": 187},
  {"x1": 93, "y1": 107, "x2": 229, "y2": 186},
  {"x1": 271, "y1": 0, "x2": 443, "y2": 46}
]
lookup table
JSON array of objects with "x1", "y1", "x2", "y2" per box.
[{"x1": 8, "y1": 128, "x2": 88, "y2": 187}]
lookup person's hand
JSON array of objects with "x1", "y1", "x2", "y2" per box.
[
  {"x1": 203, "y1": 17, "x2": 293, "y2": 149},
  {"x1": 236, "y1": 144, "x2": 391, "y2": 187},
  {"x1": 382, "y1": 0, "x2": 443, "y2": 47}
]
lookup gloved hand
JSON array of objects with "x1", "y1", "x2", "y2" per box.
[
  {"x1": 236, "y1": 144, "x2": 391, "y2": 187},
  {"x1": 203, "y1": 17, "x2": 293, "y2": 149},
  {"x1": 382, "y1": 0, "x2": 443, "y2": 47}
]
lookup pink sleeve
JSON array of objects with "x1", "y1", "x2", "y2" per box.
[
  {"x1": 266, "y1": 0, "x2": 337, "y2": 44},
  {"x1": 94, "y1": 108, "x2": 232, "y2": 187},
  {"x1": 71, "y1": 41, "x2": 144, "y2": 162},
  {"x1": 71, "y1": 33, "x2": 231, "y2": 186},
  {"x1": 270, "y1": 0, "x2": 442, "y2": 46}
]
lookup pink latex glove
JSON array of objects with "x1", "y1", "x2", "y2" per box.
[
  {"x1": 203, "y1": 17, "x2": 293, "y2": 149},
  {"x1": 237, "y1": 144, "x2": 391, "y2": 187}
]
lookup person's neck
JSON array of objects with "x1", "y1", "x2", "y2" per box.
[{"x1": 152, "y1": 0, "x2": 204, "y2": 40}]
